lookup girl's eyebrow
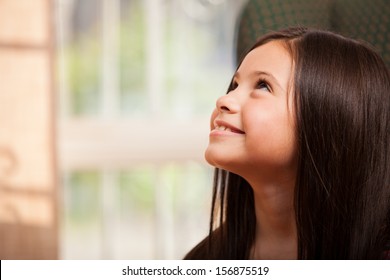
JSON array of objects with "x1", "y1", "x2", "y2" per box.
[{"x1": 233, "y1": 70, "x2": 285, "y2": 91}]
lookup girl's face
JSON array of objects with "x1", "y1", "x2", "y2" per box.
[{"x1": 205, "y1": 41, "x2": 297, "y2": 182}]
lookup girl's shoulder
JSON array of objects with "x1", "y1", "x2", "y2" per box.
[
  {"x1": 183, "y1": 228, "x2": 224, "y2": 260},
  {"x1": 383, "y1": 250, "x2": 390, "y2": 260},
  {"x1": 183, "y1": 235, "x2": 211, "y2": 260}
]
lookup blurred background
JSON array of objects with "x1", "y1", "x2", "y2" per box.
[
  {"x1": 56, "y1": 0, "x2": 247, "y2": 259},
  {"x1": 0, "y1": 0, "x2": 389, "y2": 260},
  {"x1": 0, "y1": 0, "x2": 247, "y2": 259}
]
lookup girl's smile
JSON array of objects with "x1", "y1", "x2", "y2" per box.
[
  {"x1": 205, "y1": 40, "x2": 297, "y2": 182},
  {"x1": 210, "y1": 119, "x2": 245, "y2": 136}
]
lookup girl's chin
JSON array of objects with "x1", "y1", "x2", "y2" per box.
[
  {"x1": 204, "y1": 149, "x2": 237, "y2": 172},
  {"x1": 204, "y1": 150, "x2": 218, "y2": 168}
]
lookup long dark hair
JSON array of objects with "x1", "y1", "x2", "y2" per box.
[{"x1": 185, "y1": 27, "x2": 390, "y2": 259}]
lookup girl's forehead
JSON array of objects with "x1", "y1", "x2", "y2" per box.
[
  {"x1": 236, "y1": 41, "x2": 293, "y2": 90},
  {"x1": 240, "y1": 41, "x2": 292, "y2": 70}
]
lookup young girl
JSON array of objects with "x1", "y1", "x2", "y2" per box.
[{"x1": 184, "y1": 27, "x2": 390, "y2": 259}]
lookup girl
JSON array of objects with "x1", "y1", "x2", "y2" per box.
[{"x1": 184, "y1": 27, "x2": 390, "y2": 259}]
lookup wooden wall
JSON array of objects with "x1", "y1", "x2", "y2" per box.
[{"x1": 0, "y1": 0, "x2": 57, "y2": 259}]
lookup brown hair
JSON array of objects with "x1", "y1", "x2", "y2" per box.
[{"x1": 185, "y1": 27, "x2": 390, "y2": 259}]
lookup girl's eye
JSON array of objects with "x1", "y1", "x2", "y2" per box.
[
  {"x1": 256, "y1": 80, "x2": 271, "y2": 92},
  {"x1": 230, "y1": 81, "x2": 238, "y2": 91}
]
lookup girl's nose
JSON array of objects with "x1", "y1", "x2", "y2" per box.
[{"x1": 216, "y1": 94, "x2": 240, "y2": 114}]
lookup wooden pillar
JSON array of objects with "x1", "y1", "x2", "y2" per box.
[{"x1": 0, "y1": 0, "x2": 57, "y2": 259}]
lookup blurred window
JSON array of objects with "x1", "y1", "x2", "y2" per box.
[{"x1": 56, "y1": 0, "x2": 247, "y2": 259}]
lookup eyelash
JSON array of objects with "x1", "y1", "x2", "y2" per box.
[
  {"x1": 229, "y1": 79, "x2": 271, "y2": 93},
  {"x1": 256, "y1": 79, "x2": 271, "y2": 92},
  {"x1": 230, "y1": 81, "x2": 238, "y2": 91}
]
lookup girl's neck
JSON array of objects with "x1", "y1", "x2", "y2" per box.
[
  {"x1": 250, "y1": 232, "x2": 297, "y2": 259},
  {"x1": 248, "y1": 178, "x2": 297, "y2": 259}
]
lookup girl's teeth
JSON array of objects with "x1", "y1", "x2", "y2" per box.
[{"x1": 215, "y1": 125, "x2": 233, "y2": 132}]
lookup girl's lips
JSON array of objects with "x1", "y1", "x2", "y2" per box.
[
  {"x1": 210, "y1": 129, "x2": 245, "y2": 137},
  {"x1": 212, "y1": 119, "x2": 245, "y2": 134}
]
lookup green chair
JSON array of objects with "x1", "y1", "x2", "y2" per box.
[{"x1": 236, "y1": 0, "x2": 390, "y2": 67}]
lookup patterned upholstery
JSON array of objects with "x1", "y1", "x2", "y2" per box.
[
  {"x1": 331, "y1": 0, "x2": 390, "y2": 65},
  {"x1": 236, "y1": 0, "x2": 390, "y2": 67}
]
